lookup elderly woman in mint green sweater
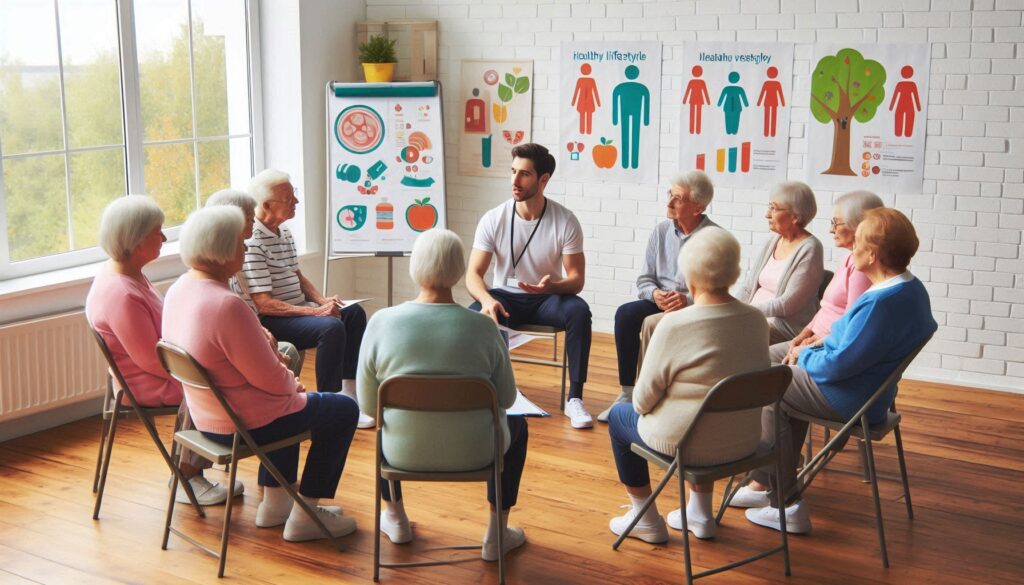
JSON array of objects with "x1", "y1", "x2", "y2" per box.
[{"x1": 357, "y1": 229, "x2": 528, "y2": 562}]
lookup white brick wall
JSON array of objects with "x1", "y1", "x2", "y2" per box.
[{"x1": 353, "y1": 0, "x2": 1024, "y2": 394}]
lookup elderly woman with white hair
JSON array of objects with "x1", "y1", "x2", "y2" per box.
[
  {"x1": 162, "y1": 206, "x2": 360, "y2": 542},
  {"x1": 357, "y1": 229, "x2": 529, "y2": 561},
  {"x1": 205, "y1": 188, "x2": 303, "y2": 376},
  {"x1": 773, "y1": 190, "x2": 884, "y2": 365},
  {"x1": 607, "y1": 227, "x2": 769, "y2": 543},
  {"x1": 604, "y1": 170, "x2": 719, "y2": 423},
  {"x1": 85, "y1": 195, "x2": 239, "y2": 506},
  {"x1": 734, "y1": 181, "x2": 824, "y2": 343}
]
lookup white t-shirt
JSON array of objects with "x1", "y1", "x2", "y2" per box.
[{"x1": 473, "y1": 197, "x2": 584, "y2": 293}]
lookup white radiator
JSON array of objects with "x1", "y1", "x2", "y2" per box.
[{"x1": 0, "y1": 310, "x2": 106, "y2": 423}]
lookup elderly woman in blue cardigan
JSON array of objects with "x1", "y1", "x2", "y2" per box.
[{"x1": 730, "y1": 208, "x2": 937, "y2": 534}]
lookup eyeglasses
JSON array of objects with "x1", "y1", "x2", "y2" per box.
[
  {"x1": 830, "y1": 218, "x2": 847, "y2": 228},
  {"x1": 267, "y1": 187, "x2": 300, "y2": 207},
  {"x1": 767, "y1": 203, "x2": 790, "y2": 214},
  {"x1": 667, "y1": 190, "x2": 689, "y2": 204}
]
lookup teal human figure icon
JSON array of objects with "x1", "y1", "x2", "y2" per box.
[
  {"x1": 611, "y1": 65, "x2": 650, "y2": 170},
  {"x1": 717, "y1": 71, "x2": 748, "y2": 136}
]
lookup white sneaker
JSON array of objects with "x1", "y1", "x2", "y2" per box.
[
  {"x1": 728, "y1": 485, "x2": 771, "y2": 508},
  {"x1": 283, "y1": 506, "x2": 357, "y2": 542},
  {"x1": 745, "y1": 501, "x2": 812, "y2": 535},
  {"x1": 380, "y1": 511, "x2": 413, "y2": 544},
  {"x1": 175, "y1": 476, "x2": 244, "y2": 506},
  {"x1": 257, "y1": 500, "x2": 341, "y2": 528},
  {"x1": 564, "y1": 398, "x2": 594, "y2": 429},
  {"x1": 481, "y1": 526, "x2": 526, "y2": 562},
  {"x1": 357, "y1": 411, "x2": 376, "y2": 429},
  {"x1": 608, "y1": 508, "x2": 669, "y2": 544},
  {"x1": 666, "y1": 509, "x2": 717, "y2": 540},
  {"x1": 597, "y1": 391, "x2": 632, "y2": 423}
]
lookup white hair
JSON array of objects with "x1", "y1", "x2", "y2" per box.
[
  {"x1": 409, "y1": 229, "x2": 466, "y2": 289},
  {"x1": 247, "y1": 168, "x2": 292, "y2": 207},
  {"x1": 205, "y1": 189, "x2": 257, "y2": 216},
  {"x1": 678, "y1": 227, "x2": 741, "y2": 292},
  {"x1": 179, "y1": 206, "x2": 245, "y2": 268},
  {"x1": 98, "y1": 195, "x2": 165, "y2": 261},
  {"x1": 771, "y1": 181, "x2": 817, "y2": 227},
  {"x1": 670, "y1": 170, "x2": 715, "y2": 208},
  {"x1": 835, "y1": 190, "x2": 884, "y2": 230}
]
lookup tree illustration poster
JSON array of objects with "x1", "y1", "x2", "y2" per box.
[
  {"x1": 458, "y1": 60, "x2": 533, "y2": 178},
  {"x1": 677, "y1": 42, "x2": 794, "y2": 189},
  {"x1": 559, "y1": 41, "x2": 662, "y2": 184},
  {"x1": 806, "y1": 44, "x2": 930, "y2": 193}
]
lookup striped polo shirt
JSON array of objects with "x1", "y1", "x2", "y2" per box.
[{"x1": 240, "y1": 219, "x2": 307, "y2": 307}]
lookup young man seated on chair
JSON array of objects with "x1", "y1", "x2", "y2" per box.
[
  {"x1": 466, "y1": 143, "x2": 594, "y2": 429},
  {"x1": 733, "y1": 208, "x2": 937, "y2": 535}
]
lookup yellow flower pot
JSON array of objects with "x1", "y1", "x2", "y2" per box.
[{"x1": 362, "y1": 62, "x2": 396, "y2": 83}]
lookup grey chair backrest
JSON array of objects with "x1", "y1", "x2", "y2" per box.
[
  {"x1": 699, "y1": 365, "x2": 794, "y2": 414},
  {"x1": 87, "y1": 318, "x2": 146, "y2": 411},
  {"x1": 156, "y1": 340, "x2": 253, "y2": 437},
  {"x1": 818, "y1": 270, "x2": 835, "y2": 301}
]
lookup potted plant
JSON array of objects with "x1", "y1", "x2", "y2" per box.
[{"x1": 359, "y1": 34, "x2": 397, "y2": 83}]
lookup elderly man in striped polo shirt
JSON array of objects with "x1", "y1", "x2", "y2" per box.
[
  {"x1": 600, "y1": 170, "x2": 719, "y2": 423},
  {"x1": 241, "y1": 169, "x2": 374, "y2": 428}
]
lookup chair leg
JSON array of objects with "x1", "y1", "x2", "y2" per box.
[
  {"x1": 893, "y1": 424, "x2": 914, "y2": 520},
  {"x1": 774, "y1": 446, "x2": 791, "y2": 577},
  {"x1": 217, "y1": 437, "x2": 241, "y2": 578},
  {"x1": 162, "y1": 440, "x2": 182, "y2": 550},
  {"x1": 559, "y1": 341, "x2": 568, "y2": 411},
  {"x1": 860, "y1": 416, "x2": 889, "y2": 568},
  {"x1": 858, "y1": 440, "x2": 871, "y2": 483},
  {"x1": 679, "y1": 467, "x2": 694, "y2": 585},
  {"x1": 146, "y1": 412, "x2": 205, "y2": 519},
  {"x1": 495, "y1": 463, "x2": 505, "y2": 585},
  {"x1": 93, "y1": 382, "x2": 113, "y2": 493},
  {"x1": 715, "y1": 475, "x2": 738, "y2": 525},
  {"x1": 612, "y1": 460, "x2": 677, "y2": 550},
  {"x1": 373, "y1": 475, "x2": 382, "y2": 582},
  {"x1": 254, "y1": 444, "x2": 343, "y2": 552},
  {"x1": 92, "y1": 394, "x2": 122, "y2": 520}
]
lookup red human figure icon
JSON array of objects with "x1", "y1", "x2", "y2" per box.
[
  {"x1": 890, "y1": 65, "x2": 921, "y2": 138},
  {"x1": 572, "y1": 63, "x2": 601, "y2": 134},
  {"x1": 464, "y1": 87, "x2": 488, "y2": 134},
  {"x1": 682, "y1": 65, "x2": 711, "y2": 135},
  {"x1": 757, "y1": 66, "x2": 786, "y2": 137}
]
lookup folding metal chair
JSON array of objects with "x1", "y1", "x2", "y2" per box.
[
  {"x1": 87, "y1": 322, "x2": 204, "y2": 520},
  {"x1": 155, "y1": 340, "x2": 342, "y2": 578},
  {"x1": 373, "y1": 375, "x2": 508, "y2": 584},
  {"x1": 508, "y1": 324, "x2": 568, "y2": 410},
  {"x1": 789, "y1": 336, "x2": 931, "y2": 568},
  {"x1": 612, "y1": 366, "x2": 794, "y2": 584}
]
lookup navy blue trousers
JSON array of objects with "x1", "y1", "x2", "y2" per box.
[
  {"x1": 203, "y1": 392, "x2": 359, "y2": 498},
  {"x1": 608, "y1": 402, "x2": 670, "y2": 487},
  {"x1": 613, "y1": 299, "x2": 662, "y2": 386},
  {"x1": 381, "y1": 416, "x2": 529, "y2": 510},
  {"x1": 261, "y1": 304, "x2": 366, "y2": 394},
  {"x1": 470, "y1": 289, "x2": 592, "y2": 399}
]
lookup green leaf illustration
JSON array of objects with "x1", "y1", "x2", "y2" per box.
[
  {"x1": 497, "y1": 84, "x2": 513, "y2": 102},
  {"x1": 513, "y1": 76, "x2": 530, "y2": 94},
  {"x1": 504, "y1": 72, "x2": 516, "y2": 87}
]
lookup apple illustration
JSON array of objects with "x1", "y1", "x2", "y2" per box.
[
  {"x1": 592, "y1": 137, "x2": 617, "y2": 169},
  {"x1": 406, "y1": 197, "x2": 438, "y2": 232}
]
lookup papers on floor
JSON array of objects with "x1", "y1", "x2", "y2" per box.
[
  {"x1": 507, "y1": 389, "x2": 549, "y2": 417},
  {"x1": 497, "y1": 324, "x2": 540, "y2": 351}
]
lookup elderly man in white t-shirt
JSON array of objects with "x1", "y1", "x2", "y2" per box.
[{"x1": 467, "y1": 143, "x2": 594, "y2": 429}]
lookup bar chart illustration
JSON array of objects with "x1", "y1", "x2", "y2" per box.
[{"x1": 695, "y1": 142, "x2": 752, "y2": 174}]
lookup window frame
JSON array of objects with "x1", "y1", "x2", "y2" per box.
[{"x1": 0, "y1": 0, "x2": 264, "y2": 280}]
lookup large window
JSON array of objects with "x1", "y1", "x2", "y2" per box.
[{"x1": 0, "y1": 0, "x2": 260, "y2": 279}]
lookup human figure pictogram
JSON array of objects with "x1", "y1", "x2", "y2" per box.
[
  {"x1": 889, "y1": 65, "x2": 921, "y2": 138},
  {"x1": 571, "y1": 63, "x2": 601, "y2": 135},
  {"x1": 682, "y1": 65, "x2": 711, "y2": 135},
  {"x1": 611, "y1": 65, "x2": 650, "y2": 170},
  {"x1": 717, "y1": 71, "x2": 748, "y2": 136},
  {"x1": 464, "y1": 87, "x2": 488, "y2": 134},
  {"x1": 757, "y1": 66, "x2": 786, "y2": 137}
]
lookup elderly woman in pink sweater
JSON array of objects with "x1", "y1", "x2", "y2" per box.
[
  {"x1": 162, "y1": 206, "x2": 360, "y2": 543},
  {"x1": 85, "y1": 195, "x2": 238, "y2": 507},
  {"x1": 772, "y1": 191, "x2": 884, "y2": 365}
]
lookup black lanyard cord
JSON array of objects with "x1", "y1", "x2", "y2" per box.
[{"x1": 509, "y1": 198, "x2": 547, "y2": 273}]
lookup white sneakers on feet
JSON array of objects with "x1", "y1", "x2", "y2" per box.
[
  {"x1": 481, "y1": 526, "x2": 527, "y2": 562},
  {"x1": 564, "y1": 398, "x2": 594, "y2": 429},
  {"x1": 283, "y1": 506, "x2": 357, "y2": 542},
  {"x1": 608, "y1": 508, "x2": 669, "y2": 544},
  {"x1": 728, "y1": 485, "x2": 771, "y2": 508},
  {"x1": 380, "y1": 511, "x2": 413, "y2": 544},
  {"x1": 666, "y1": 509, "x2": 717, "y2": 540},
  {"x1": 175, "y1": 476, "x2": 244, "y2": 505},
  {"x1": 596, "y1": 391, "x2": 632, "y2": 423},
  {"x1": 257, "y1": 500, "x2": 341, "y2": 528},
  {"x1": 745, "y1": 500, "x2": 812, "y2": 535},
  {"x1": 356, "y1": 411, "x2": 376, "y2": 429}
]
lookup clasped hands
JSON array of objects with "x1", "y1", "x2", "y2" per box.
[{"x1": 653, "y1": 289, "x2": 687, "y2": 312}]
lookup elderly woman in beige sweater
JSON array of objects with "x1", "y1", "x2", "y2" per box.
[{"x1": 608, "y1": 227, "x2": 769, "y2": 543}]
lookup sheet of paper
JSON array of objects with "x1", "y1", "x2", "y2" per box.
[
  {"x1": 496, "y1": 324, "x2": 541, "y2": 351},
  {"x1": 507, "y1": 389, "x2": 549, "y2": 417},
  {"x1": 337, "y1": 298, "x2": 372, "y2": 307}
]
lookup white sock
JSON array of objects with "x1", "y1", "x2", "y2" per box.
[
  {"x1": 288, "y1": 494, "x2": 321, "y2": 524},
  {"x1": 341, "y1": 379, "x2": 356, "y2": 397},
  {"x1": 687, "y1": 490, "x2": 713, "y2": 524},
  {"x1": 620, "y1": 385, "x2": 634, "y2": 398},
  {"x1": 485, "y1": 509, "x2": 510, "y2": 541},
  {"x1": 261, "y1": 485, "x2": 293, "y2": 516},
  {"x1": 384, "y1": 499, "x2": 408, "y2": 522},
  {"x1": 628, "y1": 494, "x2": 660, "y2": 525}
]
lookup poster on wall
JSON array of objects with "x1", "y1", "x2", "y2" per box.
[
  {"x1": 559, "y1": 41, "x2": 662, "y2": 184},
  {"x1": 328, "y1": 82, "x2": 446, "y2": 255},
  {"x1": 805, "y1": 44, "x2": 930, "y2": 193},
  {"x1": 676, "y1": 42, "x2": 794, "y2": 189},
  {"x1": 458, "y1": 60, "x2": 533, "y2": 177}
]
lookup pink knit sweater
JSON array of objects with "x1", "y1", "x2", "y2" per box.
[
  {"x1": 807, "y1": 252, "x2": 872, "y2": 337},
  {"x1": 162, "y1": 274, "x2": 306, "y2": 434},
  {"x1": 85, "y1": 264, "x2": 182, "y2": 407}
]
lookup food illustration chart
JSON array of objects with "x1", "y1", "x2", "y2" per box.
[
  {"x1": 328, "y1": 86, "x2": 446, "y2": 254},
  {"x1": 458, "y1": 60, "x2": 534, "y2": 178}
]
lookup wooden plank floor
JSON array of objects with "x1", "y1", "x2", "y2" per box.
[{"x1": 1, "y1": 332, "x2": 1022, "y2": 584}]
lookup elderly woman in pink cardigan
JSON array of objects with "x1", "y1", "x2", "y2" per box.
[
  {"x1": 772, "y1": 191, "x2": 884, "y2": 365},
  {"x1": 85, "y1": 195, "x2": 238, "y2": 507},
  {"x1": 162, "y1": 206, "x2": 359, "y2": 543}
]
